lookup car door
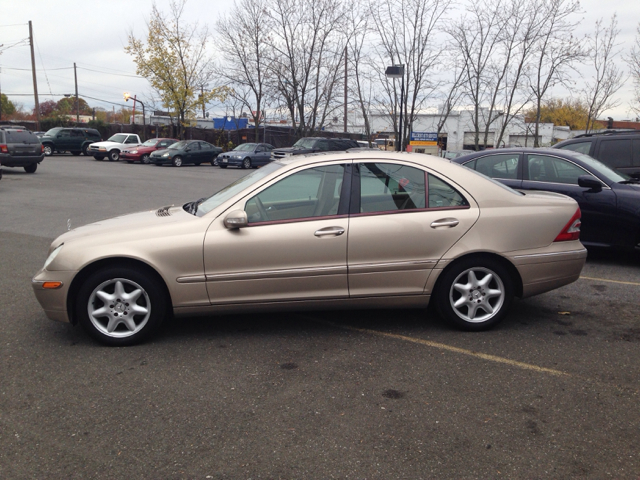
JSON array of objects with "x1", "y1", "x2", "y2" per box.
[
  {"x1": 347, "y1": 162, "x2": 480, "y2": 297},
  {"x1": 203, "y1": 162, "x2": 350, "y2": 303},
  {"x1": 460, "y1": 152, "x2": 523, "y2": 189},
  {"x1": 184, "y1": 141, "x2": 200, "y2": 163},
  {"x1": 56, "y1": 129, "x2": 72, "y2": 151},
  {"x1": 254, "y1": 145, "x2": 269, "y2": 166},
  {"x1": 521, "y1": 153, "x2": 618, "y2": 246},
  {"x1": 197, "y1": 142, "x2": 212, "y2": 163}
]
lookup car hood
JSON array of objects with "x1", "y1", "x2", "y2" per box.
[
  {"x1": 151, "y1": 148, "x2": 174, "y2": 156},
  {"x1": 124, "y1": 145, "x2": 155, "y2": 153}
]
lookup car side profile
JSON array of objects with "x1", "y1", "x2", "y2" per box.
[
  {"x1": 217, "y1": 143, "x2": 275, "y2": 169},
  {"x1": 121, "y1": 138, "x2": 178, "y2": 164},
  {"x1": 149, "y1": 140, "x2": 222, "y2": 166},
  {"x1": 40, "y1": 127, "x2": 101, "y2": 156},
  {"x1": 32, "y1": 151, "x2": 586, "y2": 346},
  {"x1": 453, "y1": 148, "x2": 640, "y2": 250}
]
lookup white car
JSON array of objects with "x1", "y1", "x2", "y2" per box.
[{"x1": 88, "y1": 133, "x2": 142, "y2": 161}]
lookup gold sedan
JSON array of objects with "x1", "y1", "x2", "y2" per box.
[{"x1": 32, "y1": 151, "x2": 586, "y2": 346}]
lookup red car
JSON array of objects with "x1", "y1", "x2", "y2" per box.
[{"x1": 121, "y1": 138, "x2": 178, "y2": 164}]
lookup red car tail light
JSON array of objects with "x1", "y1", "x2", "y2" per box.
[
  {"x1": 554, "y1": 207, "x2": 581, "y2": 242},
  {"x1": 41, "y1": 144, "x2": 45, "y2": 153},
  {"x1": 0, "y1": 144, "x2": 8, "y2": 153}
]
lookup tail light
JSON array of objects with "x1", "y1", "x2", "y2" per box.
[
  {"x1": 41, "y1": 144, "x2": 45, "y2": 153},
  {"x1": 554, "y1": 207, "x2": 581, "y2": 242},
  {"x1": 0, "y1": 144, "x2": 7, "y2": 153}
]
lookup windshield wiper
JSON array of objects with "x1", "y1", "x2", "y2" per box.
[{"x1": 183, "y1": 197, "x2": 207, "y2": 215}]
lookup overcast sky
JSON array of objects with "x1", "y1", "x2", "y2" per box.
[{"x1": 1, "y1": 0, "x2": 638, "y2": 120}]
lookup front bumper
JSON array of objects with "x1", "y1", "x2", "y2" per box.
[
  {"x1": 218, "y1": 156, "x2": 242, "y2": 166},
  {"x1": 121, "y1": 152, "x2": 143, "y2": 161},
  {"x1": 32, "y1": 268, "x2": 77, "y2": 324},
  {"x1": 150, "y1": 156, "x2": 172, "y2": 164}
]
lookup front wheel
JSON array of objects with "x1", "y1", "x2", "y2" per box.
[
  {"x1": 141, "y1": 154, "x2": 150, "y2": 164},
  {"x1": 24, "y1": 163, "x2": 37, "y2": 173},
  {"x1": 435, "y1": 257, "x2": 513, "y2": 331},
  {"x1": 76, "y1": 266, "x2": 168, "y2": 346},
  {"x1": 108, "y1": 150, "x2": 120, "y2": 162},
  {"x1": 172, "y1": 156, "x2": 183, "y2": 167},
  {"x1": 242, "y1": 158, "x2": 252, "y2": 169},
  {"x1": 43, "y1": 144, "x2": 53, "y2": 156}
]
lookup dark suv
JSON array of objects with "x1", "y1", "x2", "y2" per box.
[
  {"x1": 271, "y1": 137, "x2": 360, "y2": 160},
  {"x1": 40, "y1": 127, "x2": 102, "y2": 156},
  {"x1": 0, "y1": 126, "x2": 44, "y2": 174},
  {"x1": 553, "y1": 131, "x2": 640, "y2": 178}
]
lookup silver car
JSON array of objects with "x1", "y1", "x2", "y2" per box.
[{"x1": 32, "y1": 151, "x2": 586, "y2": 346}]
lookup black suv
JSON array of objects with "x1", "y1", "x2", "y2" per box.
[
  {"x1": 553, "y1": 131, "x2": 640, "y2": 178},
  {"x1": 0, "y1": 126, "x2": 44, "y2": 174},
  {"x1": 271, "y1": 137, "x2": 360, "y2": 160},
  {"x1": 40, "y1": 127, "x2": 102, "y2": 156}
]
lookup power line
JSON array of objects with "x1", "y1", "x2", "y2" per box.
[{"x1": 77, "y1": 66, "x2": 144, "y2": 79}]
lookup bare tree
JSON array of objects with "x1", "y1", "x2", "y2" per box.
[
  {"x1": 627, "y1": 24, "x2": 640, "y2": 116},
  {"x1": 216, "y1": 0, "x2": 274, "y2": 141},
  {"x1": 370, "y1": 0, "x2": 451, "y2": 150},
  {"x1": 583, "y1": 15, "x2": 625, "y2": 132}
]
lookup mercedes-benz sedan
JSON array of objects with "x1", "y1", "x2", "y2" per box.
[{"x1": 32, "y1": 151, "x2": 586, "y2": 346}]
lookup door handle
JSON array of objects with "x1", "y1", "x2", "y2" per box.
[
  {"x1": 430, "y1": 218, "x2": 459, "y2": 229},
  {"x1": 314, "y1": 226, "x2": 345, "y2": 237}
]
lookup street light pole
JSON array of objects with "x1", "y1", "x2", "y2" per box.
[
  {"x1": 385, "y1": 64, "x2": 405, "y2": 152},
  {"x1": 124, "y1": 93, "x2": 146, "y2": 140}
]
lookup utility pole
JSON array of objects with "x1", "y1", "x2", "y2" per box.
[
  {"x1": 74, "y1": 62, "x2": 79, "y2": 123},
  {"x1": 201, "y1": 86, "x2": 205, "y2": 118},
  {"x1": 29, "y1": 21, "x2": 40, "y2": 130},
  {"x1": 343, "y1": 47, "x2": 347, "y2": 133}
]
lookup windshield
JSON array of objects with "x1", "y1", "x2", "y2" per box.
[
  {"x1": 292, "y1": 138, "x2": 319, "y2": 149},
  {"x1": 169, "y1": 141, "x2": 188, "y2": 150},
  {"x1": 571, "y1": 152, "x2": 629, "y2": 183},
  {"x1": 107, "y1": 134, "x2": 128, "y2": 143},
  {"x1": 234, "y1": 143, "x2": 257, "y2": 152},
  {"x1": 44, "y1": 128, "x2": 62, "y2": 136},
  {"x1": 196, "y1": 162, "x2": 284, "y2": 216},
  {"x1": 142, "y1": 139, "x2": 157, "y2": 147}
]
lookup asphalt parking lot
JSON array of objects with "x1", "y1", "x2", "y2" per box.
[{"x1": 1, "y1": 154, "x2": 639, "y2": 478}]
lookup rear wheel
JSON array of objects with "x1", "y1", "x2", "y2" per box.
[
  {"x1": 24, "y1": 163, "x2": 37, "y2": 173},
  {"x1": 435, "y1": 257, "x2": 513, "y2": 331},
  {"x1": 76, "y1": 266, "x2": 168, "y2": 346},
  {"x1": 108, "y1": 150, "x2": 120, "y2": 162},
  {"x1": 82, "y1": 145, "x2": 89, "y2": 156},
  {"x1": 172, "y1": 156, "x2": 183, "y2": 167}
]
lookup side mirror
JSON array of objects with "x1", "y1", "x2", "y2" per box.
[
  {"x1": 223, "y1": 210, "x2": 248, "y2": 229},
  {"x1": 578, "y1": 175, "x2": 602, "y2": 192}
]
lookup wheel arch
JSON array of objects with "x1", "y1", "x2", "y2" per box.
[
  {"x1": 66, "y1": 257, "x2": 173, "y2": 325},
  {"x1": 432, "y1": 252, "x2": 523, "y2": 299}
]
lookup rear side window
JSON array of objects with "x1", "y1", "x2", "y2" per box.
[
  {"x1": 5, "y1": 131, "x2": 38, "y2": 143},
  {"x1": 428, "y1": 175, "x2": 468, "y2": 208},
  {"x1": 472, "y1": 153, "x2": 520, "y2": 179},
  {"x1": 597, "y1": 139, "x2": 632, "y2": 169},
  {"x1": 359, "y1": 163, "x2": 426, "y2": 213},
  {"x1": 558, "y1": 141, "x2": 592, "y2": 155}
]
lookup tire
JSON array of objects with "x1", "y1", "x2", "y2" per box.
[
  {"x1": 219, "y1": 165, "x2": 227, "y2": 169},
  {"x1": 71, "y1": 151, "x2": 81, "y2": 156},
  {"x1": 108, "y1": 150, "x2": 120, "y2": 162},
  {"x1": 242, "y1": 157, "x2": 251, "y2": 169},
  {"x1": 82, "y1": 145, "x2": 89, "y2": 156},
  {"x1": 94, "y1": 156, "x2": 104, "y2": 161},
  {"x1": 75, "y1": 266, "x2": 168, "y2": 346},
  {"x1": 211, "y1": 156, "x2": 219, "y2": 166},
  {"x1": 434, "y1": 256, "x2": 513, "y2": 331},
  {"x1": 43, "y1": 144, "x2": 53, "y2": 156},
  {"x1": 141, "y1": 154, "x2": 150, "y2": 164},
  {"x1": 172, "y1": 156, "x2": 183, "y2": 167},
  {"x1": 24, "y1": 163, "x2": 37, "y2": 173}
]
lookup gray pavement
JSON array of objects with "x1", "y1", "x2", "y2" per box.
[{"x1": 1, "y1": 155, "x2": 639, "y2": 478}]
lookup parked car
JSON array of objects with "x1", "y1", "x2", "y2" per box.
[
  {"x1": 120, "y1": 138, "x2": 179, "y2": 164},
  {"x1": 553, "y1": 130, "x2": 640, "y2": 178},
  {"x1": 32, "y1": 150, "x2": 586, "y2": 346},
  {"x1": 0, "y1": 126, "x2": 44, "y2": 173},
  {"x1": 149, "y1": 140, "x2": 221, "y2": 167},
  {"x1": 40, "y1": 127, "x2": 101, "y2": 156},
  {"x1": 217, "y1": 143, "x2": 274, "y2": 169},
  {"x1": 88, "y1": 133, "x2": 142, "y2": 161},
  {"x1": 271, "y1": 137, "x2": 360, "y2": 160},
  {"x1": 453, "y1": 147, "x2": 640, "y2": 250}
]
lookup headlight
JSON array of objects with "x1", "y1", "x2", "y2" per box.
[
  {"x1": 162, "y1": 153, "x2": 170, "y2": 157},
  {"x1": 131, "y1": 150, "x2": 138, "y2": 154},
  {"x1": 43, "y1": 244, "x2": 63, "y2": 269}
]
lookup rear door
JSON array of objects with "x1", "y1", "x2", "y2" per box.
[{"x1": 347, "y1": 161, "x2": 479, "y2": 297}]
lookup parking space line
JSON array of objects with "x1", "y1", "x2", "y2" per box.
[
  {"x1": 309, "y1": 318, "x2": 570, "y2": 378},
  {"x1": 580, "y1": 276, "x2": 640, "y2": 287}
]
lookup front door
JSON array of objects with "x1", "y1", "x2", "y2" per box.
[
  {"x1": 203, "y1": 162, "x2": 350, "y2": 304},
  {"x1": 347, "y1": 162, "x2": 480, "y2": 297}
]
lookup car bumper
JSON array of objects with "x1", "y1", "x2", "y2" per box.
[
  {"x1": 218, "y1": 157, "x2": 242, "y2": 166},
  {"x1": 32, "y1": 268, "x2": 77, "y2": 324},
  {"x1": 149, "y1": 156, "x2": 172, "y2": 164},
  {"x1": 121, "y1": 153, "x2": 143, "y2": 161},
  {"x1": 0, "y1": 153, "x2": 44, "y2": 167}
]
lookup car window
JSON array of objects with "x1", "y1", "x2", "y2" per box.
[
  {"x1": 200, "y1": 142, "x2": 210, "y2": 149},
  {"x1": 71, "y1": 130, "x2": 83, "y2": 137},
  {"x1": 558, "y1": 141, "x2": 592, "y2": 155},
  {"x1": 5, "y1": 130, "x2": 37, "y2": 143},
  {"x1": 469, "y1": 153, "x2": 520, "y2": 179},
  {"x1": 58, "y1": 130, "x2": 71, "y2": 138},
  {"x1": 597, "y1": 139, "x2": 632, "y2": 169},
  {"x1": 256, "y1": 146, "x2": 265, "y2": 153},
  {"x1": 315, "y1": 140, "x2": 331, "y2": 151},
  {"x1": 189, "y1": 142, "x2": 200, "y2": 150},
  {"x1": 634, "y1": 140, "x2": 640, "y2": 167},
  {"x1": 125, "y1": 136, "x2": 139, "y2": 144},
  {"x1": 527, "y1": 154, "x2": 591, "y2": 185},
  {"x1": 359, "y1": 163, "x2": 426, "y2": 213},
  {"x1": 245, "y1": 164, "x2": 345, "y2": 223},
  {"x1": 428, "y1": 175, "x2": 469, "y2": 208}
]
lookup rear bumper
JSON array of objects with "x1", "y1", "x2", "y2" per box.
[{"x1": 0, "y1": 153, "x2": 44, "y2": 167}]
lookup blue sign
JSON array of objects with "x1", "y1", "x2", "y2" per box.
[{"x1": 410, "y1": 132, "x2": 438, "y2": 142}]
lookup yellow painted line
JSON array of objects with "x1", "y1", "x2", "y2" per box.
[
  {"x1": 311, "y1": 319, "x2": 569, "y2": 378},
  {"x1": 580, "y1": 276, "x2": 640, "y2": 287}
]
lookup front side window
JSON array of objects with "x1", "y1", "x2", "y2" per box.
[
  {"x1": 359, "y1": 163, "x2": 426, "y2": 213},
  {"x1": 245, "y1": 164, "x2": 346, "y2": 223},
  {"x1": 558, "y1": 141, "x2": 592, "y2": 155},
  {"x1": 527, "y1": 154, "x2": 591, "y2": 185}
]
